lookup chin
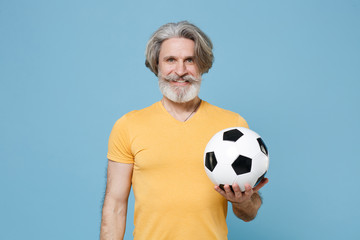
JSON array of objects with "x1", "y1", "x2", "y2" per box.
[{"x1": 159, "y1": 79, "x2": 200, "y2": 103}]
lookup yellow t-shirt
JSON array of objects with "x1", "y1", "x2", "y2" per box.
[{"x1": 107, "y1": 101, "x2": 248, "y2": 240}]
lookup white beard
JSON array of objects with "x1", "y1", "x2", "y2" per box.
[{"x1": 158, "y1": 73, "x2": 202, "y2": 103}]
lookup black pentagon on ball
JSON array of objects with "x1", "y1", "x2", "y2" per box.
[
  {"x1": 231, "y1": 155, "x2": 252, "y2": 175},
  {"x1": 205, "y1": 151, "x2": 217, "y2": 172},
  {"x1": 223, "y1": 129, "x2": 244, "y2": 142},
  {"x1": 257, "y1": 138, "x2": 268, "y2": 156}
]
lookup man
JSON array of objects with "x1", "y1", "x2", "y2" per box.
[{"x1": 100, "y1": 21, "x2": 268, "y2": 240}]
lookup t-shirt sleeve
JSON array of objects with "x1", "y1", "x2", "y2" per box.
[
  {"x1": 107, "y1": 115, "x2": 134, "y2": 163},
  {"x1": 236, "y1": 114, "x2": 249, "y2": 129}
]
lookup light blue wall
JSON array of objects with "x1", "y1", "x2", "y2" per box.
[{"x1": 1, "y1": 0, "x2": 359, "y2": 239}]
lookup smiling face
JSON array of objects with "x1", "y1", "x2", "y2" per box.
[{"x1": 158, "y1": 38, "x2": 202, "y2": 103}]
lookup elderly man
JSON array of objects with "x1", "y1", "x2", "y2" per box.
[{"x1": 100, "y1": 21, "x2": 268, "y2": 240}]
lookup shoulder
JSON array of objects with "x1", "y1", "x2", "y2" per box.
[
  {"x1": 109, "y1": 102, "x2": 160, "y2": 138},
  {"x1": 202, "y1": 101, "x2": 239, "y2": 115},
  {"x1": 201, "y1": 101, "x2": 249, "y2": 128},
  {"x1": 114, "y1": 102, "x2": 160, "y2": 124}
]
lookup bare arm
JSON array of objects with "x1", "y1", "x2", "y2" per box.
[
  {"x1": 215, "y1": 178, "x2": 269, "y2": 222},
  {"x1": 100, "y1": 160, "x2": 133, "y2": 240},
  {"x1": 231, "y1": 189, "x2": 262, "y2": 222}
]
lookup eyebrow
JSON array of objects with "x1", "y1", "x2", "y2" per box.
[{"x1": 162, "y1": 55, "x2": 195, "y2": 60}]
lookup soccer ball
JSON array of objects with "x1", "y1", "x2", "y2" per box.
[{"x1": 204, "y1": 127, "x2": 269, "y2": 192}]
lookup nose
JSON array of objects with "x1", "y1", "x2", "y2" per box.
[{"x1": 175, "y1": 61, "x2": 187, "y2": 77}]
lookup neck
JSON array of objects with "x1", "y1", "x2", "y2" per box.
[{"x1": 161, "y1": 96, "x2": 201, "y2": 122}]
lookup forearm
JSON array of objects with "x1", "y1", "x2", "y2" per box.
[
  {"x1": 100, "y1": 199, "x2": 127, "y2": 240},
  {"x1": 231, "y1": 192, "x2": 262, "y2": 222}
]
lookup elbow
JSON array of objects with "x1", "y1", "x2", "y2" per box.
[{"x1": 102, "y1": 196, "x2": 128, "y2": 217}]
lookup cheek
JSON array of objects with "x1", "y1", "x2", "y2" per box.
[
  {"x1": 188, "y1": 66, "x2": 201, "y2": 77},
  {"x1": 158, "y1": 64, "x2": 174, "y2": 75}
]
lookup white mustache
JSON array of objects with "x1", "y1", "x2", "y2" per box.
[{"x1": 164, "y1": 74, "x2": 200, "y2": 83}]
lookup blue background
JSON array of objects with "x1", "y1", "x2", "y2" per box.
[{"x1": 1, "y1": 0, "x2": 359, "y2": 239}]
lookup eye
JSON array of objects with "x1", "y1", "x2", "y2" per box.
[
  {"x1": 185, "y1": 58, "x2": 194, "y2": 63},
  {"x1": 166, "y1": 57, "x2": 175, "y2": 63}
]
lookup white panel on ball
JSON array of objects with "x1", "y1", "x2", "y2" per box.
[{"x1": 213, "y1": 163, "x2": 238, "y2": 185}]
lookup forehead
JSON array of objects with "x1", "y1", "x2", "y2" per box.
[{"x1": 159, "y1": 38, "x2": 195, "y2": 57}]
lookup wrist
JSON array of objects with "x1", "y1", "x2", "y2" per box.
[{"x1": 231, "y1": 198, "x2": 252, "y2": 209}]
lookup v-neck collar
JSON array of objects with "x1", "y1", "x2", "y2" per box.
[{"x1": 157, "y1": 100, "x2": 204, "y2": 125}]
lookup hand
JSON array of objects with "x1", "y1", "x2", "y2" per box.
[{"x1": 214, "y1": 178, "x2": 269, "y2": 204}]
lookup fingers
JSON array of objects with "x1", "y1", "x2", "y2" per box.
[
  {"x1": 214, "y1": 185, "x2": 227, "y2": 198},
  {"x1": 214, "y1": 184, "x2": 235, "y2": 199},
  {"x1": 214, "y1": 184, "x2": 249, "y2": 203},
  {"x1": 253, "y1": 178, "x2": 269, "y2": 192},
  {"x1": 243, "y1": 183, "x2": 253, "y2": 197},
  {"x1": 215, "y1": 181, "x2": 266, "y2": 204},
  {"x1": 224, "y1": 184, "x2": 234, "y2": 194},
  {"x1": 232, "y1": 184, "x2": 242, "y2": 199}
]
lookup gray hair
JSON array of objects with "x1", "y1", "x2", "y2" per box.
[{"x1": 145, "y1": 21, "x2": 214, "y2": 76}]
